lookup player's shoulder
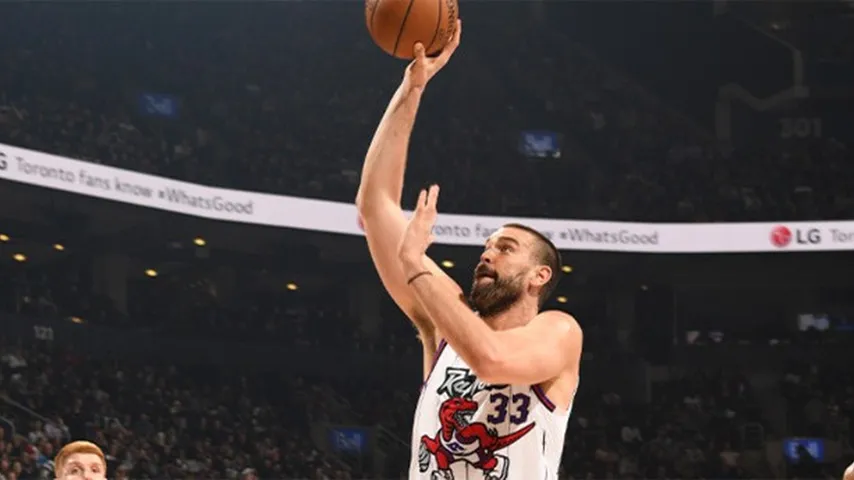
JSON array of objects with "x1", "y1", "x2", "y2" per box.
[
  {"x1": 535, "y1": 310, "x2": 582, "y2": 334},
  {"x1": 844, "y1": 461, "x2": 854, "y2": 480}
]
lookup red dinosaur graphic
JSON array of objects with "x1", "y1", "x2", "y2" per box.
[{"x1": 419, "y1": 397, "x2": 535, "y2": 478}]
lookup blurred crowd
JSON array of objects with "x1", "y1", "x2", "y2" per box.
[
  {"x1": 0, "y1": 339, "x2": 354, "y2": 480},
  {"x1": 2, "y1": 331, "x2": 852, "y2": 480},
  {"x1": 0, "y1": 4, "x2": 852, "y2": 223},
  {"x1": 560, "y1": 371, "x2": 762, "y2": 480},
  {"x1": 2, "y1": 258, "x2": 854, "y2": 479}
]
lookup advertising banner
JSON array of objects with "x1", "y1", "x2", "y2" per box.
[{"x1": 2, "y1": 142, "x2": 854, "y2": 253}]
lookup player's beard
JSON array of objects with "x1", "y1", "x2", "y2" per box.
[{"x1": 469, "y1": 266, "x2": 524, "y2": 318}]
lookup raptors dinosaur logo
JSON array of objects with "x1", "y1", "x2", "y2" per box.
[{"x1": 418, "y1": 367, "x2": 535, "y2": 480}]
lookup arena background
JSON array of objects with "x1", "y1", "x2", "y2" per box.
[{"x1": 0, "y1": 1, "x2": 852, "y2": 479}]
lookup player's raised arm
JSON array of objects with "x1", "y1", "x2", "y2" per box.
[{"x1": 355, "y1": 22, "x2": 462, "y2": 355}]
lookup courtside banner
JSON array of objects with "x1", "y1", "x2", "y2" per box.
[{"x1": 2, "y1": 142, "x2": 854, "y2": 254}]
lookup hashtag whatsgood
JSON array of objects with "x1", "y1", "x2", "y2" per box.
[
  {"x1": 564, "y1": 228, "x2": 659, "y2": 245},
  {"x1": 162, "y1": 188, "x2": 255, "y2": 215}
]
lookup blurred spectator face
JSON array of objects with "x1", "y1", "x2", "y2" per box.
[
  {"x1": 56, "y1": 453, "x2": 106, "y2": 480},
  {"x1": 114, "y1": 467, "x2": 129, "y2": 480}
]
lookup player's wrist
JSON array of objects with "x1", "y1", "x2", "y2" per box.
[
  {"x1": 399, "y1": 78, "x2": 426, "y2": 99},
  {"x1": 400, "y1": 254, "x2": 426, "y2": 279}
]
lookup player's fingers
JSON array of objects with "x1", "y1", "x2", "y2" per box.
[
  {"x1": 414, "y1": 43, "x2": 426, "y2": 62},
  {"x1": 452, "y1": 19, "x2": 462, "y2": 46},
  {"x1": 427, "y1": 184, "x2": 440, "y2": 210},
  {"x1": 435, "y1": 21, "x2": 460, "y2": 67},
  {"x1": 415, "y1": 188, "x2": 427, "y2": 210},
  {"x1": 445, "y1": 21, "x2": 462, "y2": 55}
]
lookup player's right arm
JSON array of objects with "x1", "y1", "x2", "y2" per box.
[{"x1": 356, "y1": 22, "x2": 462, "y2": 376}]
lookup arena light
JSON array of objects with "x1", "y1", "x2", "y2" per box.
[
  {"x1": 441, "y1": 260, "x2": 455, "y2": 268},
  {"x1": 13, "y1": 253, "x2": 26, "y2": 262},
  {"x1": 0, "y1": 234, "x2": 8, "y2": 242},
  {"x1": 69, "y1": 316, "x2": 84, "y2": 324},
  {"x1": 53, "y1": 243, "x2": 65, "y2": 251},
  {"x1": 561, "y1": 265, "x2": 572, "y2": 273},
  {"x1": 193, "y1": 237, "x2": 206, "y2": 247},
  {"x1": 145, "y1": 269, "x2": 158, "y2": 278},
  {"x1": 286, "y1": 282, "x2": 299, "y2": 291},
  {"x1": 556, "y1": 296, "x2": 568, "y2": 304}
]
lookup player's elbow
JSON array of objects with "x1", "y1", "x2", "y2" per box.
[
  {"x1": 354, "y1": 188, "x2": 386, "y2": 220},
  {"x1": 355, "y1": 188, "x2": 368, "y2": 213},
  {"x1": 355, "y1": 193, "x2": 375, "y2": 223}
]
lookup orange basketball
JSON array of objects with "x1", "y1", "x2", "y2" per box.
[{"x1": 365, "y1": 0, "x2": 459, "y2": 60}]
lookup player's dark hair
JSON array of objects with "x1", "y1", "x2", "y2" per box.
[{"x1": 502, "y1": 223, "x2": 562, "y2": 308}]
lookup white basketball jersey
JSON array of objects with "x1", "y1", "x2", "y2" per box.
[{"x1": 409, "y1": 339, "x2": 575, "y2": 480}]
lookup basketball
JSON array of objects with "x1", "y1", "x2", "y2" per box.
[{"x1": 365, "y1": 0, "x2": 459, "y2": 60}]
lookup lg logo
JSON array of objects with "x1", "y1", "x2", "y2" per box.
[
  {"x1": 770, "y1": 226, "x2": 821, "y2": 248},
  {"x1": 770, "y1": 226, "x2": 791, "y2": 247}
]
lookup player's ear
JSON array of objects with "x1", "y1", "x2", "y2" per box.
[{"x1": 531, "y1": 265, "x2": 551, "y2": 289}]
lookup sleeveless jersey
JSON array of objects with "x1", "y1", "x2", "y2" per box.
[{"x1": 409, "y1": 339, "x2": 575, "y2": 480}]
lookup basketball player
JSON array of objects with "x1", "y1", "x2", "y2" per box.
[
  {"x1": 54, "y1": 441, "x2": 107, "y2": 480},
  {"x1": 356, "y1": 20, "x2": 583, "y2": 480}
]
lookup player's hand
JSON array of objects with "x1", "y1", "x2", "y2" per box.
[
  {"x1": 402, "y1": 19, "x2": 462, "y2": 93},
  {"x1": 398, "y1": 184, "x2": 440, "y2": 274}
]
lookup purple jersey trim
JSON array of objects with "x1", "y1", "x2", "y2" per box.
[
  {"x1": 531, "y1": 384, "x2": 556, "y2": 412},
  {"x1": 420, "y1": 338, "x2": 448, "y2": 391}
]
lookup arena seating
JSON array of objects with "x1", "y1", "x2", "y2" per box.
[
  {"x1": 0, "y1": 339, "x2": 355, "y2": 480},
  {"x1": 2, "y1": 270, "x2": 854, "y2": 479}
]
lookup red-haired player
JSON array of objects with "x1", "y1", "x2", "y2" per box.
[{"x1": 54, "y1": 441, "x2": 106, "y2": 480}]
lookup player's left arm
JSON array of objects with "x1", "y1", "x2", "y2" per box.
[
  {"x1": 398, "y1": 186, "x2": 582, "y2": 384},
  {"x1": 409, "y1": 288, "x2": 582, "y2": 385}
]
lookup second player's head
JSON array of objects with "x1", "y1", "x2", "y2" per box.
[
  {"x1": 54, "y1": 441, "x2": 106, "y2": 480},
  {"x1": 469, "y1": 224, "x2": 561, "y2": 318}
]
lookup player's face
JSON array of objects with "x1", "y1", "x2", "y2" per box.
[
  {"x1": 57, "y1": 453, "x2": 106, "y2": 480},
  {"x1": 469, "y1": 228, "x2": 538, "y2": 317}
]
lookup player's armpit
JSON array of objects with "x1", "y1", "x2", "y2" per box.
[
  {"x1": 419, "y1": 330, "x2": 441, "y2": 381},
  {"x1": 358, "y1": 202, "x2": 462, "y2": 339},
  {"x1": 474, "y1": 311, "x2": 583, "y2": 386}
]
